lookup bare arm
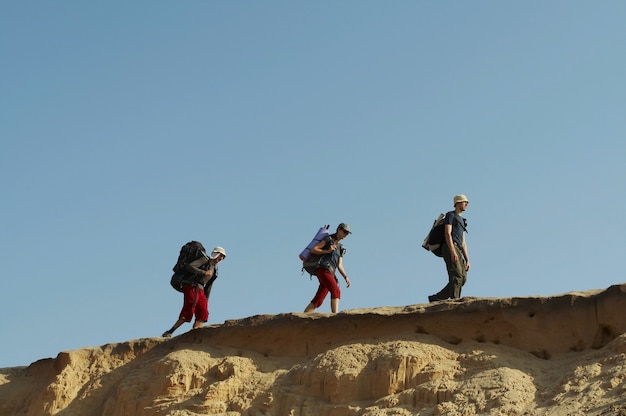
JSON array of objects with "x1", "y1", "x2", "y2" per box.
[
  {"x1": 444, "y1": 223, "x2": 459, "y2": 263},
  {"x1": 311, "y1": 238, "x2": 336, "y2": 255},
  {"x1": 336, "y1": 256, "x2": 350, "y2": 288},
  {"x1": 461, "y1": 234, "x2": 470, "y2": 271}
]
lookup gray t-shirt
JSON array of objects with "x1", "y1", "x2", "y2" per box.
[
  {"x1": 318, "y1": 234, "x2": 344, "y2": 274},
  {"x1": 186, "y1": 256, "x2": 216, "y2": 286}
]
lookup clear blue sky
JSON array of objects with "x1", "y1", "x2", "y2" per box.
[{"x1": 2, "y1": 1, "x2": 625, "y2": 368}]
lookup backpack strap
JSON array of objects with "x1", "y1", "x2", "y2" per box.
[{"x1": 457, "y1": 215, "x2": 468, "y2": 233}]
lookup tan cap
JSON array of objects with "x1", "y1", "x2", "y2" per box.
[{"x1": 453, "y1": 194, "x2": 469, "y2": 205}]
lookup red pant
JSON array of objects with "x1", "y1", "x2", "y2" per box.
[
  {"x1": 179, "y1": 284, "x2": 208, "y2": 322},
  {"x1": 311, "y1": 268, "x2": 341, "y2": 308}
]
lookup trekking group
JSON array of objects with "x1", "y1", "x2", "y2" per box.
[{"x1": 161, "y1": 194, "x2": 471, "y2": 338}]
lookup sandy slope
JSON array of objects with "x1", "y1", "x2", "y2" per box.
[{"x1": 3, "y1": 284, "x2": 626, "y2": 415}]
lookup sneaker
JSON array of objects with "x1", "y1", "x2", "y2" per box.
[
  {"x1": 428, "y1": 295, "x2": 436, "y2": 303},
  {"x1": 161, "y1": 331, "x2": 173, "y2": 338}
]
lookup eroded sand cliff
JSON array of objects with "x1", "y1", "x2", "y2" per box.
[{"x1": 3, "y1": 284, "x2": 626, "y2": 415}]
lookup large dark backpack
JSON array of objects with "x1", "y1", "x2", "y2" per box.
[
  {"x1": 170, "y1": 241, "x2": 206, "y2": 292},
  {"x1": 422, "y1": 213, "x2": 468, "y2": 257},
  {"x1": 422, "y1": 214, "x2": 445, "y2": 257}
]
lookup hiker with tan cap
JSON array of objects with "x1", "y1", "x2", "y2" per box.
[
  {"x1": 162, "y1": 246, "x2": 227, "y2": 337},
  {"x1": 428, "y1": 195, "x2": 470, "y2": 302}
]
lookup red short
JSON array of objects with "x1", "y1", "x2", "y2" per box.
[
  {"x1": 179, "y1": 284, "x2": 208, "y2": 323},
  {"x1": 311, "y1": 268, "x2": 341, "y2": 308}
]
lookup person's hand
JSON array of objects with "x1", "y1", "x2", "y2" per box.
[
  {"x1": 451, "y1": 251, "x2": 459, "y2": 263},
  {"x1": 345, "y1": 276, "x2": 351, "y2": 288}
]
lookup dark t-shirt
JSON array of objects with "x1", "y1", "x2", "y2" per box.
[
  {"x1": 444, "y1": 211, "x2": 467, "y2": 247},
  {"x1": 318, "y1": 234, "x2": 344, "y2": 274}
]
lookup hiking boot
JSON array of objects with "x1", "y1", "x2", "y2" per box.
[{"x1": 162, "y1": 331, "x2": 173, "y2": 338}]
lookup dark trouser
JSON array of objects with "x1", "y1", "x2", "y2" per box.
[{"x1": 431, "y1": 243, "x2": 467, "y2": 300}]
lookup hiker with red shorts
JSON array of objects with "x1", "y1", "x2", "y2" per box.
[
  {"x1": 162, "y1": 246, "x2": 226, "y2": 337},
  {"x1": 303, "y1": 223, "x2": 352, "y2": 314}
]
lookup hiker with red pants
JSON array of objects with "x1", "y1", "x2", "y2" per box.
[
  {"x1": 162, "y1": 246, "x2": 226, "y2": 337},
  {"x1": 303, "y1": 223, "x2": 352, "y2": 314}
]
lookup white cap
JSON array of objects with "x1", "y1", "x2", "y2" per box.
[{"x1": 211, "y1": 246, "x2": 226, "y2": 258}]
